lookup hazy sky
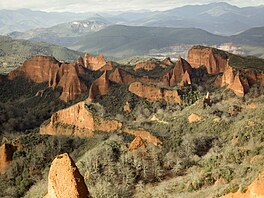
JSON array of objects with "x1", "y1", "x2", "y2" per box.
[{"x1": 0, "y1": 0, "x2": 263, "y2": 12}]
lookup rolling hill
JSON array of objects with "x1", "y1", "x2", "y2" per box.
[
  {"x1": 69, "y1": 25, "x2": 228, "y2": 58},
  {"x1": 0, "y1": 35, "x2": 83, "y2": 74}
]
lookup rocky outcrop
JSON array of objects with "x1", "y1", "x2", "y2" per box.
[
  {"x1": 188, "y1": 114, "x2": 202, "y2": 123},
  {"x1": 221, "y1": 66, "x2": 235, "y2": 87},
  {"x1": 163, "y1": 55, "x2": 192, "y2": 87},
  {"x1": 129, "y1": 81, "x2": 181, "y2": 104},
  {"x1": 109, "y1": 68, "x2": 136, "y2": 84},
  {"x1": 222, "y1": 172, "x2": 264, "y2": 198},
  {"x1": 100, "y1": 61, "x2": 114, "y2": 71},
  {"x1": 40, "y1": 102, "x2": 122, "y2": 137},
  {"x1": 228, "y1": 72, "x2": 249, "y2": 97},
  {"x1": 128, "y1": 136, "x2": 146, "y2": 151},
  {"x1": 218, "y1": 66, "x2": 250, "y2": 97},
  {"x1": 8, "y1": 56, "x2": 87, "y2": 102},
  {"x1": 45, "y1": 153, "x2": 90, "y2": 198},
  {"x1": 124, "y1": 127, "x2": 162, "y2": 146},
  {"x1": 54, "y1": 63, "x2": 87, "y2": 102},
  {"x1": 88, "y1": 71, "x2": 110, "y2": 101},
  {"x1": 187, "y1": 46, "x2": 228, "y2": 74},
  {"x1": 0, "y1": 144, "x2": 16, "y2": 174},
  {"x1": 84, "y1": 53, "x2": 106, "y2": 71},
  {"x1": 8, "y1": 56, "x2": 60, "y2": 83}
]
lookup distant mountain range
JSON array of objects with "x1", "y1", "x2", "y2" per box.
[
  {"x1": 9, "y1": 23, "x2": 264, "y2": 58},
  {"x1": 122, "y1": 2, "x2": 264, "y2": 35},
  {"x1": 1, "y1": 2, "x2": 264, "y2": 36},
  {"x1": 0, "y1": 8, "x2": 94, "y2": 35}
]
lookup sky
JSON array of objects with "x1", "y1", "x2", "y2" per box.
[{"x1": 0, "y1": 0, "x2": 263, "y2": 12}]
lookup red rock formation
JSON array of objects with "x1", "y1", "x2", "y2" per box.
[
  {"x1": 164, "y1": 55, "x2": 192, "y2": 87},
  {"x1": 55, "y1": 63, "x2": 87, "y2": 102},
  {"x1": 8, "y1": 56, "x2": 60, "y2": 83},
  {"x1": 129, "y1": 136, "x2": 146, "y2": 151},
  {"x1": 100, "y1": 61, "x2": 114, "y2": 71},
  {"x1": 109, "y1": 68, "x2": 136, "y2": 84},
  {"x1": 40, "y1": 102, "x2": 122, "y2": 137},
  {"x1": 187, "y1": 46, "x2": 228, "y2": 74},
  {"x1": 124, "y1": 127, "x2": 162, "y2": 146},
  {"x1": 46, "y1": 153, "x2": 90, "y2": 198},
  {"x1": 88, "y1": 71, "x2": 110, "y2": 101},
  {"x1": 84, "y1": 53, "x2": 106, "y2": 71},
  {"x1": 8, "y1": 56, "x2": 87, "y2": 102},
  {"x1": 0, "y1": 144, "x2": 16, "y2": 174},
  {"x1": 180, "y1": 70, "x2": 192, "y2": 86},
  {"x1": 228, "y1": 72, "x2": 249, "y2": 97},
  {"x1": 221, "y1": 172, "x2": 264, "y2": 198},
  {"x1": 221, "y1": 65, "x2": 235, "y2": 87},
  {"x1": 129, "y1": 81, "x2": 181, "y2": 104}
]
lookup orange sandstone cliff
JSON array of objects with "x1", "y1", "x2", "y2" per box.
[
  {"x1": 8, "y1": 56, "x2": 87, "y2": 102},
  {"x1": 187, "y1": 46, "x2": 228, "y2": 74},
  {"x1": 45, "y1": 153, "x2": 90, "y2": 198},
  {"x1": 40, "y1": 102, "x2": 122, "y2": 137},
  {"x1": 84, "y1": 53, "x2": 107, "y2": 71},
  {"x1": 0, "y1": 144, "x2": 16, "y2": 174},
  {"x1": 222, "y1": 171, "x2": 264, "y2": 198},
  {"x1": 88, "y1": 71, "x2": 110, "y2": 101},
  {"x1": 129, "y1": 81, "x2": 181, "y2": 104},
  {"x1": 128, "y1": 136, "x2": 146, "y2": 151}
]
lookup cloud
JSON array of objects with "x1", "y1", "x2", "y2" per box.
[{"x1": 0, "y1": 0, "x2": 263, "y2": 12}]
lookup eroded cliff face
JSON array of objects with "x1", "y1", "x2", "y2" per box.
[
  {"x1": 187, "y1": 46, "x2": 228, "y2": 74},
  {"x1": 8, "y1": 56, "x2": 87, "y2": 102},
  {"x1": 0, "y1": 144, "x2": 16, "y2": 174},
  {"x1": 40, "y1": 102, "x2": 122, "y2": 137},
  {"x1": 84, "y1": 53, "x2": 107, "y2": 71},
  {"x1": 8, "y1": 56, "x2": 60, "y2": 82},
  {"x1": 219, "y1": 66, "x2": 250, "y2": 97},
  {"x1": 128, "y1": 81, "x2": 181, "y2": 104},
  {"x1": 45, "y1": 153, "x2": 90, "y2": 198},
  {"x1": 88, "y1": 71, "x2": 110, "y2": 101},
  {"x1": 163, "y1": 55, "x2": 192, "y2": 87},
  {"x1": 222, "y1": 172, "x2": 264, "y2": 198},
  {"x1": 109, "y1": 68, "x2": 137, "y2": 84}
]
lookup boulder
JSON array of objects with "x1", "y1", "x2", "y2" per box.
[
  {"x1": 188, "y1": 113, "x2": 202, "y2": 123},
  {"x1": 46, "y1": 153, "x2": 90, "y2": 198}
]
